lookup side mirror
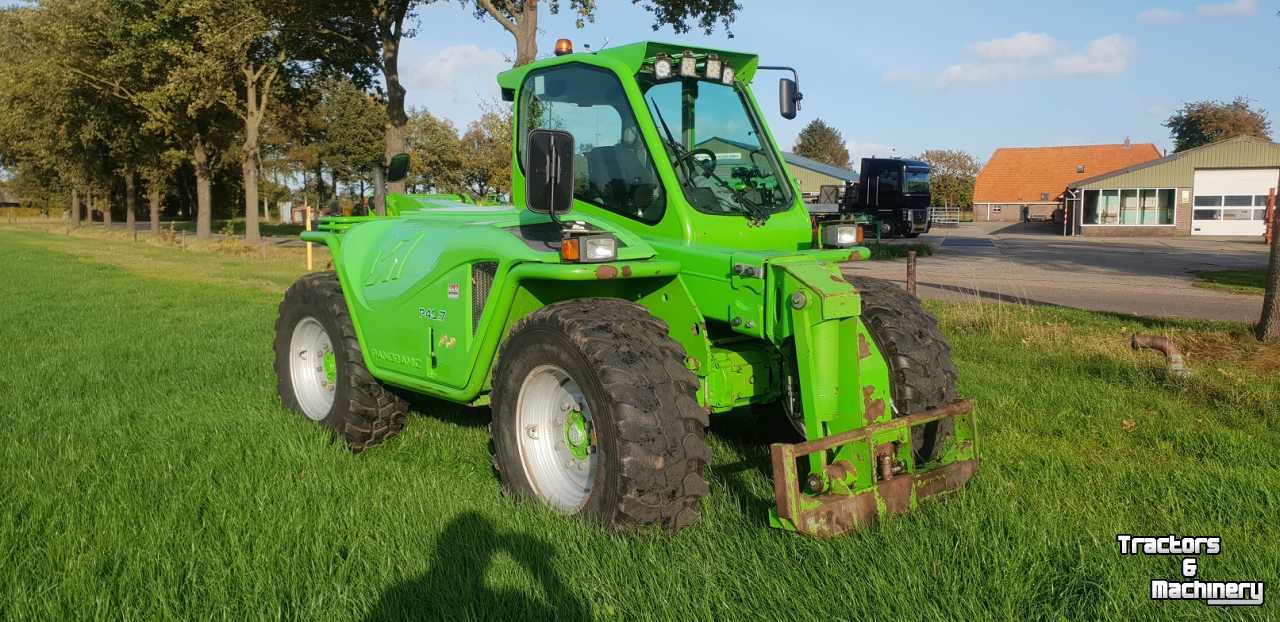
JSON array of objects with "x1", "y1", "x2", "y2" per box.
[
  {"x1": 779, "y1": 78, "x2": 800, "y2": 120},
  {"x1": 386, "y1": 153, "x2": 410, "y2": 183},
  {"x1": 525, "y1": 129, "x2": 575, "y2": 216}
]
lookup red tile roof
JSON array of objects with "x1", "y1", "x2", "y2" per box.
[{"x1": 973, "y1": 143, "x2": 1162, "y2": 204}]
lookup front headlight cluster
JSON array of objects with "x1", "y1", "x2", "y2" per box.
[
  {"x1": 560, "y1": 234, "x2": 618, "y2": 263},
  {"x1": 820, "y1": 224, "x2": 863, "y2": 248},
  {"x1": 653, "y1": 51, "x2": 735, "y2": 85}
]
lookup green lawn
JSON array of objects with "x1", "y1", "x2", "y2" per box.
[
  {"x1": 1194, "y1": 269, "x2": 1268, "y2": 296},
  {"x1": 1, "y1": 228, "x2": 1277, "y2": 620}
]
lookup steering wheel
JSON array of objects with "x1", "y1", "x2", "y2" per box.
[{"x1": 673, "y1": 148, "x2": 717, "y2": 177}]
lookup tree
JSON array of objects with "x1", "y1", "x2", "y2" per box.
[
  {"x1": 1164, "y1": 98, "x2": 1271, "y2": 152},
  {"x1": 793, "y1": 119, "x2": 850, "y2": 169},
  {"x1": 471, "y1": 0, "x2": 742, "y2": 67},
  {"x1": 917, "y1": 149, "x2": 980, "y2": 208},
  {"x1": 341, "y1": 0, "x2": 439, "y2": 202},
  {"x1": 315, "y1": 78, "x2": 385, "y2": 202},
  {"x1": 406, "y1": 109, "x2": 464, "y2": 193},
  {"x1": 459, "y1": 108, "x2": 512, "y2": 198}
]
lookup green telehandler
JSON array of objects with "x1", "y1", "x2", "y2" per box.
[{"x1": 275, "y1": 40, "x2": 978, "y2": 537}]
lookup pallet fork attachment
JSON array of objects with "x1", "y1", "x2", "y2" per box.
[{"x1": 769, "y1": 400, "x2": 979, "y2": 538}]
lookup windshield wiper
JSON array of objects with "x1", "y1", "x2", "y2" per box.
[{"x1": 647, "y1": 97, "x2": 770, "y2": 224}]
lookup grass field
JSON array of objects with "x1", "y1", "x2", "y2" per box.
[
  {"x1": 1194, "y1": 269, "x2": 1268, "y2": 296},
  {"x1": 867, "y1": 241, "x2": 934, "y2": 260},
  {"x1": 1, "y1": 226, "x2": 1277, "y2": 620}
]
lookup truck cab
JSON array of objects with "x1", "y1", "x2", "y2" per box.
[{"x1": 849, "y1": 158, "x2": 932, "y2": 238}]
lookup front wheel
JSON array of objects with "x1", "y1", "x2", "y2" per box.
[{"x1": 490, "y1": 299, "x2": 709, "y2": 532}]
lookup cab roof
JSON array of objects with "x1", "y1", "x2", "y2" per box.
[{"x1": 496, "y1": 41, "x2": 761, "y2": 91}]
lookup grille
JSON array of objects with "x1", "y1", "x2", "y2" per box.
[{"x1": 472, "y1": 262, "x2": 497, "y2": 333}]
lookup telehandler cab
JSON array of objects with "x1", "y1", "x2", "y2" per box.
[{"x1": 275, "y1": 40, "x2": 978, "y2": 537}]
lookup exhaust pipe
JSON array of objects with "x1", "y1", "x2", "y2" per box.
[{"x1": 1130, "y1": 334, "x2": 1190, "y2": 378}]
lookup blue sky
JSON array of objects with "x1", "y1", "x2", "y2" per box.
[{"x1": 401, "y1": 0, "x2": 1275, "y2": 165}]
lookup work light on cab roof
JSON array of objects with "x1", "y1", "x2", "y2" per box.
[{"x1": 280, "y1": 39, "x2": 979, "y2": 541}]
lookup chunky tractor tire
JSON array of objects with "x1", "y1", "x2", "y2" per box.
[
  {"x1": 490, "y1": 299, "x2": 709, "y2": 532},
  {"x1": 846, "y1": 275, "x2": 958, "y2": 464},
  {"x1": 274, "y1": 271, "x2": 408, "y2": 452}
]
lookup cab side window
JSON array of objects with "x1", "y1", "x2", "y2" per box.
[{"x1": 519, "y1": 64, "x2": 664, "y2": 223}]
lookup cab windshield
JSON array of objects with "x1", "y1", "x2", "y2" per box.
[
  {"x1": 904, "y1": 168, "x2": 931, "y2": 195},
  {"x1": 641, "y1": 78, "x2": 793, "y2": 221}
]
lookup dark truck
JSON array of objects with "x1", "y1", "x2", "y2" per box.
[{"x1": 809, "y1": 157, "x2": 933, "y2": 239}]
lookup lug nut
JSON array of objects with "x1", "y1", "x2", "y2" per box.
[{"x1": 805, "y1": 474, "x2": 825, "y2": 494}]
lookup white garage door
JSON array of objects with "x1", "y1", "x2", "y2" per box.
[{"x1": 1191, "y1": 168, "x2": 1276, "y2": 236}]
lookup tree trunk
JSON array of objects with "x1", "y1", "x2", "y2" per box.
[
  {"x1": 515, "y1": 0, "x2": 538, "y2": 66},
  {"x1": 148, "y1": 184, "x2": 162, "y2": 235},
  {"x1": 70, "y1": 188, "x2": 80, "y2": 226},
  {"x1": 381, "y1": 29, "x2": 406, "y2": 207},
  {"x1": 124, "y1": 172, "x2": 136, "y2": 235},
  {"x1": 240, "y1": 62, "x2": 277, "y2": 244},
  {"x1": 193, "y1": 137, "x2": 213, "y2": 240},
  {"x1": 1258, "y1": 179, "x2": 1280, "y2": 341},
  {"x1": 242, "y1": 156, "x2": 260, "y2": 244},
  {"x1": 102, "y1": 190, "x2": 112, "y2": 227}
]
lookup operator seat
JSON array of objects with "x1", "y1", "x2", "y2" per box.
[{"x1": 585, "y1": 127, "x2": 657, "y2": 219}]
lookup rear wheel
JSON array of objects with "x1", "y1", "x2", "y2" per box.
[
  {"x1": 490, "y1": 299, "x2": 709, "y2": 532},
  {"x1": 274, "y1": 272, "x2": 408, "y2": 452}
]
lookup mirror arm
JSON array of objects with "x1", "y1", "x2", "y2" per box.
[{"x1": 757, "y1": 65, "x2": 803, "y2": 108}]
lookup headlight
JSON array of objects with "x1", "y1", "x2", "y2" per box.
[
  {"x1": 654, "y1": 54, "x2": 672, "y2": 80},
  {"x1": 560, "y1": 234, "x2": 618, "y2": 263},
  {"x1": 821, "y1": 224, "x2": 860, "y2": 248},
  {"x1": 704, "y1": 54, "x2": 721, "y2": 81},
  {"x1": 721, "y1": 65, "x2": 735, "y2": 85},
  {"x1": 679, "y1": 50, "x2": 697, "y2": 78},
  {"x1": 582, "y1": 235, "x2": 618, "y2": 262}
]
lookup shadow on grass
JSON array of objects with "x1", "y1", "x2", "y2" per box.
[
  {"x1": 400, "y1": 392, "x2": 489, "y2": 429},
  {"x1": 364, "y1": 511, "x2": 589, "y2": 621},
  {"x1": 708, "y1": 406, "x2": 799, "y2": 520},
  {"x1": 1193, "y1": 269, "x2": 1266, "y2": 295}
]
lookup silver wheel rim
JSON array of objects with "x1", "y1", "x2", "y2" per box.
[
  {"x1": 289, "y1": 317, "x2": 336, "y2": 421},
  {"x1": 515, "y1": 364, "x2": 597, "y2": 512}
]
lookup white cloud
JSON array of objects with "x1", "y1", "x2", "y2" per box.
[
  {"x1": 1052, "y1": 35, "x2": 1136, "y2": 77},
  {"x1": 938, "y1": 62, "x2": 1031, "y2": 87},
  {"x1": 970, "y1": 32, "x2": 1057, "y2": 62},
  {"x1": 1137, "y1": 8, "x2": 1184, "y2": 24},
  {"x1": 1196, "y1": 0, "x2": 1256, "y2": 17},
  {"x1": 939, "y1": 34, "x2": 1136, "y2": 88},
  {"x1": 405, "y1": 45, "x2": 508, "y2": 105}
]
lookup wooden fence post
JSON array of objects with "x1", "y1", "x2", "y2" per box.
[{"x1": 305, "y1": 204, "x2": 313, "y2": 272}]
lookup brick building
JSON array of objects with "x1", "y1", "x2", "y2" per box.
[
  {"x1": 972, "y1": 142, "x2": 1162, "y2": 222},
  {"x1": 1067, "y1": 136, "x2": 1280, "y2": 237}
]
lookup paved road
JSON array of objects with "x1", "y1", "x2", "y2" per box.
[{"x1": 844, "y1": 222, "x2": 1270, "y2": 323}]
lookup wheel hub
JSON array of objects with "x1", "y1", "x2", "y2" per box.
[
  {"x1": 563, "y1": 410, "x2": 591, "y2": 461},
  {"x1": 514, "y1": 364, "x2": 596, "y2": 511},
  {"x1": 288, "y1": 317, "x2": 336, "y2": 421}
]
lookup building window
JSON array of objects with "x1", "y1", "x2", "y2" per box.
[
  {"x1": 1256, "y1": 195, "x2": 1271, "y2": 207},
  {"x1": 1077, "y1": 164, "x2": 1086, "y2": 173},
  {"x1": 1040, "y1": 192, "x2": 1049, "y2": 201},
  {"x1": 1194, "y1": 195, "x2": 1223, "y2": 207},
  {"x1": 1223, "y1": 195, "x2": 1253, "y2": 207},
  {"x1": 1081, "y1": 188, "x2": 1175, "y2": 225}
]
